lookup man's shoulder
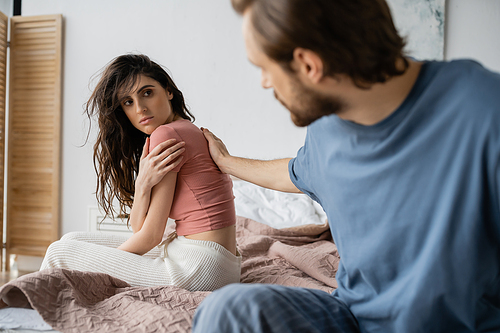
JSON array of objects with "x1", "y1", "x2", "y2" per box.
[
  {"x1": 423, "y1": 60, "x2": 500, "y2": 120},
  {"x1": 447, "y1": 60, "x2": 500, "y2": 113},
  {"x1": 433, "y1": 59, "x2": 500, "y2": 88}
]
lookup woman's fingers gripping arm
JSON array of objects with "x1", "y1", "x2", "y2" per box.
[
  {"x1": 129, "y1": 138, "x2": 184, "y2": 233},
  {"x1": 154, "y1": 140, "x2": 185, "y2": 175},
  {"x1": 136, "y1": 139, "x2": 185, "y2": 192}
]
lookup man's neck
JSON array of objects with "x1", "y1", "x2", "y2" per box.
[{"x1": 334, "y1": 59, "x2": 422, "y2": 126}]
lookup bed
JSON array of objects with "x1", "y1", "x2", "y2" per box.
[{"x1": 0, "y1": 180, "x2": 337, "y2": 333}]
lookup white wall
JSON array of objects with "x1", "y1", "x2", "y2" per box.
[
  {"x1": 19, "y1": 0, "x2": 500, "y2": 235},
  {"x1": 445, "y1": 0, "x2": 500, "y2": 72},
  {"x1": 21, "y1": 0, "x2": 306, "y2": 234},
  {"x1": 0, "y1": 0, "x2": 12, "y2": 16}
]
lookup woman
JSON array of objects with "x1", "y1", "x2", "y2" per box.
[{"x1": 40, "y1": 54, "x2": 241, "y2": 291}]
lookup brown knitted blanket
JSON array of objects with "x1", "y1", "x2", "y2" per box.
[{"x1": 0, "y1": 216, "x2": 339, "y2": 333}]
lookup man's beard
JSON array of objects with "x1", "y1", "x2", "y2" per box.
[{"x1": 275, "y1": 78, "x2": 344, "y2": 127}]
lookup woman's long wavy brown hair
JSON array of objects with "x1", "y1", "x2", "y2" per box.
[{"x1": 85, "y1": 54, "x2": 194, "y2": 220}]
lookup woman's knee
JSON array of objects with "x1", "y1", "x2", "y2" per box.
[
  {"x1": 44, "y1": 239, "x2": 67, "y2": 256},
  {"x1": 40, "y1": 240, "x2": 67, "y2": 269},
  {"x1": 40, "y1": 238, "x2": 85, "y2": 270},
  {"x1": 60, "y1": 231, "x2": 87, "y2": 242}
]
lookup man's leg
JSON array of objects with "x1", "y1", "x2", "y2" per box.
[{"x1": 192, "y1": 284, "x2": 359, "y2": 333}]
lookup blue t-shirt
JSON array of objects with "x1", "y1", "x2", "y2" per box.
[{"x1": 289, "y1": 60, "x2": 500, "y2": 332}]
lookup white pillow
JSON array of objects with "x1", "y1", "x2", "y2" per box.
[{"x1": 232, "y1": 180, "x2": 327, "y2": 229}]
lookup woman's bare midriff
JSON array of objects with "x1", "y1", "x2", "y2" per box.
[{"x1": 184, "y1": 225, "x2": 237, "y2": 255}]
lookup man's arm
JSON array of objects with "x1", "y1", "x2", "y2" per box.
[{"x1": 202, "y1": 128, "x2": 301, "y2": 193}]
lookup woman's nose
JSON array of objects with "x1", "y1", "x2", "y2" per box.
[
  {"x1": 261, "y1": 71, "x2": 272, "y2": 89},
  {"x1": 136, "y1": 102, "x2": 146, "y2": 114}
]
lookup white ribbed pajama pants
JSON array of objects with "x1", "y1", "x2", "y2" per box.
[{"x1": 40, "y1": 231, "x2": 241, "y2": 291}]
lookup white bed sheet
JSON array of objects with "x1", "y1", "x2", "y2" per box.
[
  {"x1": 233, "y1": 179, "x2": 327, "y2": 228},
  {"x1": 0, "y1": 308, "x2": 58, "y2": 332}
]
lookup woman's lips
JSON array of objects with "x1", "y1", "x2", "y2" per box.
[{"x1": 139, "y1": 116, "x2": 153, "y2": 125}]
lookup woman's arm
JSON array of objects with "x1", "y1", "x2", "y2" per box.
[
  {"x1": 128, "y1": 137, "x2": 185, "y2": 233},
  {"x1": 118, "y1": 171, "x2": 177, "y2": 255}
]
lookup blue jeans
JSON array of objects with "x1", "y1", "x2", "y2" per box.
[{"x1": 192, "y1": 284, "x2": 359, "y2": 333}]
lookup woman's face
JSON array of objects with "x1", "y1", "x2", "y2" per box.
[{"x1": 119, "y1": 74, "x2": 177, "y2": 135}]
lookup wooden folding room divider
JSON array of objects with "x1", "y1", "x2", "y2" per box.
[
  {"x1": 0, "y1": 11, "x2": 7, "y2": 272},
  {"x1": 0, "y1": 13, "x2": 62, "y2": 271}
]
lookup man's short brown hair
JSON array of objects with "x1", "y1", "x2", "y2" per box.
[{"x1": 232, "y1": 0, "x2": 408, "y2": 87}]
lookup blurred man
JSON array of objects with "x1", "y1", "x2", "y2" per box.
[{"x1": 192, "y1": 0, "x2": 500, "y2": 332}]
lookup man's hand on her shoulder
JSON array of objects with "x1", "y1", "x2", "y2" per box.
[{"x1": 201, "y1": 127, "x2": 231, "y2": 172}]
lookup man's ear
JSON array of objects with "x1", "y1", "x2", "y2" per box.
[{"x1": 293, "y1": 48, "x2": 324, "y2": 84}]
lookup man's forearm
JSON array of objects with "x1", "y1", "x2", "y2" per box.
[
  {"x1": 219, "y1": 156, "x2": 300, "y2": 193},
  {"x1": 201, "y1": 127, "x2": 300, "y2": 193}
]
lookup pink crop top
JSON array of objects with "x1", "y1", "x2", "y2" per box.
[{"x1": 149, "y1": 119, "x2": 236, "y2": 236}]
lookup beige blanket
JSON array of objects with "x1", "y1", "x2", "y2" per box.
[{"x1": 0, "y1": 217, "x2": 339, "y2": 333}]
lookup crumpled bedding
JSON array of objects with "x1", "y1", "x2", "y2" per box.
[
  {"x1": 232, "y1": 180, "x2": 328, "y2": 229},
  {"x1": 0, "y1": 216, "x2": 339, "y2": 333}
]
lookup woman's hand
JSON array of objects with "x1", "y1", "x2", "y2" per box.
[{"x1": 136, "y1": 137, "x2": 185, "y2": 193}]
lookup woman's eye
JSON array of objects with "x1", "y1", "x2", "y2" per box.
[
  {"x1": 144, "y1": 90, "x2": 152, "y2": 97},
  {"x1": 123, "y1": 100, "x2": 132, "y2": 106}
]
